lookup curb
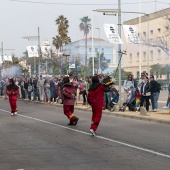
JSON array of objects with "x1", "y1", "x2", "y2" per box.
[
  {"x1": 22, "y1": 99, "x2": 170, "y2": 126},
  {"x1": 1, "y1": 97, "x2": 170, "y2": 126}
]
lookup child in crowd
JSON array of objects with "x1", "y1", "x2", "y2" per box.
[{"x1": 28, "y1": 83, "x2": 33, "y2": 101}]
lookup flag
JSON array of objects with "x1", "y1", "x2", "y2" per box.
[
  {"x1": 3, "y1": 55, "x2": 12, "y2": 62},
  {"x1": 103, "y1": 24, "x2": 123, "y2": 44},
  {"x1": 41, "y1": 46, "x2": 51, "y2": 59},
  {"x1": 136, "y1": 97, "x2": 140, "y2": 107},
  {"x1": 123, "y1": 25, "x2": 140, "y2": 43},
  {"x1": 0, "y1": 56, "x2": 3, "y2": 64},
  {"x1": 27, "y1": 46, "x2": 39, "y2": 58}
]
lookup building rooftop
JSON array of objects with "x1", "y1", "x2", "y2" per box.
[
  {"x1": 124, "y1": 7, "x2": 170, "y2": 25},
  {"x1": 73, "y1": 37, "x2": 107, "y2": 43}
]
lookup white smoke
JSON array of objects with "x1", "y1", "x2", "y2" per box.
[{"x1": 2, "y1": 65, "x2": 21, "y2": 78}]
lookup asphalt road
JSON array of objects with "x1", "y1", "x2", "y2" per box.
[{"x1": 0, "y1": 98, "x2": 170, "y2": 170}]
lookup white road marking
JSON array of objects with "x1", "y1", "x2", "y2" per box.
[{"x1": 0, "y1": 108, "x2": 170, "y2": 159}]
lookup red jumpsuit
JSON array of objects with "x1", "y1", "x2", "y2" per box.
[
  {"x1": 62, "y1": 83, "x2": 79, "y2": 125},
  {"x1": 6, "y1": 80, "x2": 19, "y2": 114},
  {"x1": 88, "y1": 85, "x2": 106, "y2": 132}
]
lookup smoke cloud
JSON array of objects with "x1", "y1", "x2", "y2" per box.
[{"x1": 1, "y1": 65, "x2": 21, "y2": 78}]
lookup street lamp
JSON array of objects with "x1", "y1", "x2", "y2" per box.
[{"x1": 95, "y1": 28, "x2": 101, "y2": 74}]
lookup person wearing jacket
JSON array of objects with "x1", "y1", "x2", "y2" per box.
[
  {"x1": 62, "y1": 77, "x2": 79, "y2": 126},
  {"x1": 6, "y1": 78, "x2": 19, "y2": 116},
  {"x1": 140, "y1": 76, "x2": 150, "y2": 112},
  {"x1": 87, "y1": 76, "x2": 113, "y2": 136},
  {"x1": 163, "y1": 82, "x2": 170, "y2": 109},
  {"x1": 149, "y1": 75, "x2": 159, "y2": 112}
]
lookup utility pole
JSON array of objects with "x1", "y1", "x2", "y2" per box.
[
  {"x1": 95, "y1": 28, "x2": 101, "y2": 74},
  {"x1": 118, "y1": 0, "x2": 122, "y2": 106},
  {"x1": 38, "y1": 27, "x2": 41, "y2": 78}
]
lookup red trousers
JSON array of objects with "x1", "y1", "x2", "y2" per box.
[
  {"x1": 9, "y1": 99, "x2": 18, "y2": 113},
  {"x1": 63, "y1": 105, "x2": 76, "y2": 122},
  {"x1": 90, "y1": 106, "x2": 103, "y2": 131}
]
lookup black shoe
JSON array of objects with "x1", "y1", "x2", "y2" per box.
[
  {"x1": 72, "y1": 118, "x2": 79, "y2": 126},
  {"x1": 68, "y1": 122, "x2": 73, "y2": 125}
]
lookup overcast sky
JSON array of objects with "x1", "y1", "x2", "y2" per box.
[{"x1": 0, "y1": 0, "x2": 170, "y2": 57}]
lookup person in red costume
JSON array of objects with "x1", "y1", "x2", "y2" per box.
[
  {"x1": 62, "y1": 77, "x2": 79, "y2": 125},
  {"x1": 88, "y1": 76, "x2": 113, "y2": 136},
  {"x1": 6, "y1": 78, "x2": 19, "y2": 116}
]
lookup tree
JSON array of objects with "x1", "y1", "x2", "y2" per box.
[
  {"x1": 55, "y1": 15, "x2": 69, "y2": 42},
  {"x1": 53, "y1": 15, "x2": 71, "y2": 75},
  {"x1": 113, "y1": 69, "x2": 131, "y2": 85},
  {"x1": 79, "y1": 16, "x2": 91, "y2": 74},
  {"x1": 88, "y1": 52, "x2": 108, "y2": 75}
]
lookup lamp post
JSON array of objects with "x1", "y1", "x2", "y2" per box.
[{"x1": 95, "y1": 28, "x2": 101, "y2": 74}]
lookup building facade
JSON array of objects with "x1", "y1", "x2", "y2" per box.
[
  {"x1": 63, "y1": 38, "x2": 117, "y2": 74},
  {"x1": 123, "y1": 8, "x2": 170, "y2": 79}
]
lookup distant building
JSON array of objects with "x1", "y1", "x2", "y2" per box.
[
  {"x1": 123, "y1": 8, "x2": 170, "y2": 79},
  {"x1": 63, "y1": 37, "x2": 118, "y2": 74}
]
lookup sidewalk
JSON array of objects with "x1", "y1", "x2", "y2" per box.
[
  {"x1": 74, "y1": 101, "x2": 170, "y2": 125},
  {"x1": 28, "y1": 99, "x2": 170, "y2": 126}
]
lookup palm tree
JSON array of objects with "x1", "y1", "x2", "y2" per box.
[
  {"x1": 52, "y1": 35, "x2": 62, "y2": 50},
  {"x1": 55, "y1": 15, "x2": 69, "y2": 42},
  {"x1": 79, "y1": 16, "x2": 91, "y2": 73}
]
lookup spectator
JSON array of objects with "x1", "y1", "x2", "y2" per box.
[
  {"x1": 50, "y1": 77, "x2": 57, "y2": 103},
  {"x1": 111, "y1": 87, "x2": 119, "y2": 104},
  {"x1": 140, "y1": 76, "x2": 150, "y2": 112},
  {"x1": 138, "y1": 72, "x2": 145, "y2": 88},
  {"x1": 163, "y1": 81, "x2": 170, "y2": 109},
  {"x1": 123, "y1": 75, "x2": 134, "y2": 91},
  {"x1": 38, "y1": 75, "x2": 44, "y2": 101},
  {"x1": 103, "y1": 76, "x2": 112, "y2": 110},
  {"x1": 131, "y1": 74, "x2": 138, "y2": 88},
  {"x1": 24, "y1": 78, "x2": 28, "y2": 99},
  {"x1": 149, "y1": 75, "x2": 159, "y2": 112},
  {"x1": 28, "y1": 83, "x2": 33, "y2": 101},
  {"x1": 78, "y1": 80, "x2": 87, "y2": 105},
  {"x1": 33, "y1": 77, "x2": 40, "y2": 101}
]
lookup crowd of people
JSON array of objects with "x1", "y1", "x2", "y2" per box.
[
  {"x1": 1, "y1": 71, "x2": 170, "y2": 136},
  {"x1": 1, "y1": 71, "x2": 170, "y2": 113},
  {"x1": 122, "y1": 71, "x2": 168, "y2": 112}
]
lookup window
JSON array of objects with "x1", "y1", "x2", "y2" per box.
[
  {"x1": 150, "y1": 30, "x2": 153, "y2": 35},
  {"x1": 137, "y1": 52, "x2": 139, "y2": 62},
  {"x1": 95, "y1": 48, "x2": 98, "y2": 53},
  {"x1": 89, "y1": 48, "x2": 91, "y2": 52},
  {"x1": 101, "y1": 48, "x2": 104, "y2": 53},
  {"x1": 158, "y1": 50, "x2": 161, "y2": 59},
  {"x1": 158, "y1": 28, "x2": 161, "y2": 33},
  {"x1": 129, "y1": 53, "x2": 132, "y2": 63},
  {"x1": 143, "y1": 52, "x2": 146, "y2": 62},
  {"x1": 143, "y1": 32, "x2": 146, "y2": 36},
  {"x1": 150, "y1": 51, "x2": 153, "y2": 60}
]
